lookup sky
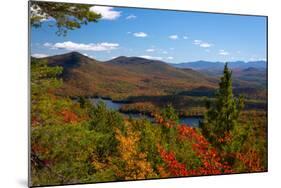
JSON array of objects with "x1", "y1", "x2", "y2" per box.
[{"x1": 31, "y1": 5, "x2": 267, "y2": 63}]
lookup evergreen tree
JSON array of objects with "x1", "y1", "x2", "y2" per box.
[
  {"x1": 200, "y1": 63, "x2": 244, "y2": 149},
  {"x1": 161, "y1": 104, "x2": 179, "y2": 123},
  {"x1": 30, "y1": 1, "x2": 101, "y2": 36}
]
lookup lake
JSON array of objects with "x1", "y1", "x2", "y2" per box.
[{"x1": 89, "y1": 97, "x2": 202, "y2": 127}]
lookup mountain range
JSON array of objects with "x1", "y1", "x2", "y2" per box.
[
  {"x1": 33, "y1": 52, "x2": 266, "y2": 100},
  {"x1": 170, "y1": 60, "x2": 267, "y2": 70},
  {"x1": 38, "y1": 52, "x2": 217, "y2": 99}
]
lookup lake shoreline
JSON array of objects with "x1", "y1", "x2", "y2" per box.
[
  {"x1": 71, "y1": 95, "x2": 204, "y2": 119},
  {"x1": 88, "y1": 96, "x2": 202, "y2": 127}
]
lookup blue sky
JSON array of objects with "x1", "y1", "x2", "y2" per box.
[{"x1": 31, "y1": 5, "x2": 267, "y2": 63}]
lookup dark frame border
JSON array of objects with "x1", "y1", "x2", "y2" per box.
[{"x1": 28, "y1": 0, "x2": 269, "y2": 187}]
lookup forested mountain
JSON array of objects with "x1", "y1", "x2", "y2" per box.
[{"x1": 38, "y1": 52, "x2": 217, "y2": 99}]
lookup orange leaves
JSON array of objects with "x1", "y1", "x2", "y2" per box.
[
  {"x1": 114, "y1": 123, "x2": 156, "y2": 180},
  {"x1": 157, "y1": 165, "x2": 170, "y2": 178},
  {"x1": 236, "y1": 149, "x2": 264, "y2": 172},
  {"x1": 153, "y1": 113, "x2": 176, "y2": 128},
  {"x1": 60, "y1": 109, "x2": 78, "y2": 123},
  {"x1": 154, "y1": 113, "x2": 164, "y2": 124},
  {"x1": 217, "y1": 132, "x2": 232, "y2": 144}
]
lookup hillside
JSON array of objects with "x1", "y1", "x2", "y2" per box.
[{"x1": 40, "y1": 52, "x2": 217, "y2": 99}]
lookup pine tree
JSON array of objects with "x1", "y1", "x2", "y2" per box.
[
  {"x1": 30, "y1": 1, "x2": 101, "y2": 36},
  {"x1": 200, "y1": 63, "x2": 244, "y2": 149}
]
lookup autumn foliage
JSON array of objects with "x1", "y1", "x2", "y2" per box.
[
  {"x1": 60, "y1": 109, "x2": 79, "y2": 123},
  {"x1": 114, "y1": 122, "x2": 156, "y2": 180},
  {"x1": 177, "y1": 126, "x2": 233, "y2": 175},
  {"x1": 158, "y1": 147, "x2": 189, "y2": 177},
  {"x1": 30, "y1": 59, "x2": 267, "y2": 187}
]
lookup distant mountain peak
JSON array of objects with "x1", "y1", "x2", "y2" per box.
[
  {"x1": 63, "y1": 51, "x2": 90, "y2": 59},
  {"x1": 106, "y1": 56, "x2": 163, "y2": 65},
  {"x1": 44, "y1": 51, "x2": 98, "y2": 69}
]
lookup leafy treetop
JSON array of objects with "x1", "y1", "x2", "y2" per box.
[{"x1": 30, "y1": 1, "x2": 101, "y2": 36}]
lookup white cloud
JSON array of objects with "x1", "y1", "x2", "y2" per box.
[
  {"x1": 43, "y1": 42, "x2": 52, "y2": 47},
  {"x1": 126, "y1": 14, "x2": 137, "y2": 20},
  {"x1": 139, "y1": 55, "x2": 163, "y2": 60},
  {"x1": 169, "y1": 48, "x2": 175, "y2": 50},
  {"x1": 183, "y1": 36, "x2": 189, "y2": 40},
  {"x1": 169, "y1": 35, "x2": 178, "y2": 40},
  {"x1": 193, "y1": 40, "x2": 202, "y2": 45},
  {"x1": 162, "y1": 50, "x2": 168, "y2": 54},
  {"x1": 219, "y1": 49, "x2": 229, "y2": 56},
  {"x1": 90, "y1": 6, "x2": 121, "y2": 20},
  {"x1": 199, "y1": 42, "x2": 212, "y2": 48},
  {"x1": 32, "y1": 53, "x2": 49, "y2": 58},
  {"x1": 133, "y1": 32, "x2": 148, "y2": 38},
  {"x1": 167, "y1": 56, "x2": 174, "y2": 60},
  {"x1": 193, "y1": 40, "x2": 212, "y2": 48},
  {"x1": 127, "y1": 31, "x2": 132, "y2": 34},
  {"x1": 46, "y1": 41, "x2": 119, "y2": 51},
  {"x1": 146, "y1": 48, "x2": 155, "y2": 52}
]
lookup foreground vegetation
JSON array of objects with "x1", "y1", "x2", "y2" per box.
[{"x1": 31, "y1": 59, "x2": 267, "y2": 186}]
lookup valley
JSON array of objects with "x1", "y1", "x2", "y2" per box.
[{"x1": 38, "y1": 51, "x2": 267, "y2": 117}]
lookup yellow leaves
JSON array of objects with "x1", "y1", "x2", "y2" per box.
[
  {"x1": 114, "y1": 122, "x2": 156, "y2": 180},
  {"x1": 91, "y1": 153, "x2": 110, "y2": 171}
]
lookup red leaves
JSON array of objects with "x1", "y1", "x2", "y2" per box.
[
  {"x1": 177, "y1": 125, "x2": 233, "y2": 175},
  {"x1": 178, "y1": 125, "x2": 233, "y2": 175},
  {"x1": 157, "y1": 125, "x2": 233, "y2": 177},
  {"x1": 158, "y1": 146, "x2": 189, "y2": 177}
]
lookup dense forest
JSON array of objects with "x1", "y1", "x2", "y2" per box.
[
  {"x1": 31, "y1": 59, "x2": 267, "y2": 186},
  {"x1": 30, "y1": 2, "x2": 267, "y2": 186}
]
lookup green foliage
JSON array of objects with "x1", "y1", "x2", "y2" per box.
[
  {"x1": 200, "y1": 63, "x2": 244, "y2": 149},
  {"x1": 161, "y1": 104, "x2": 179, "y2": 123},
  {"x1": 31, "y1": 124, "x2": 98, "y2": 186},
  {"x1": 129, "y1": 119, "x2": 163, "y2": 169},
  {"x1": 30, "y1": 55, "x2": 267, "y2": 186},
  {"x1": 226, "y1": 112, "x2": 267, "y2": 171},
  {"x1": 89, "y1": 101, "x2": 125, "y2": 158},
  {"x1": 31, "y1": 59, "x2": 63, "y2": 96},
  {"x1": 89, "y1": 101, "x2": 125, "y2": 132},
  {"x1": 30, "y1": 2, "x2": 101, "y2": 36},
  {"x1": 31, "y1": 59, "x2": 70, "y2": 126}
]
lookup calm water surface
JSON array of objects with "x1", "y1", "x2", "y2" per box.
[{"x1": 90, "y1": 98, "x2": 202, "y2": 127}]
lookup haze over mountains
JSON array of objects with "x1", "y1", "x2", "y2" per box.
[
  {"x1": 171, "y1": 60, "x2": 267, "y2": 70},
  {"x1": 33, "y1": 52, "x2": 266, "y2": 100}
]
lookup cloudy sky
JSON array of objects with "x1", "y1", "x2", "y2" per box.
[{"x1": 31, "y1": 5, "x2": 267, "y2": 63}]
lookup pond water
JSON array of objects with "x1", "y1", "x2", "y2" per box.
[
  {"x1": 90, "y1": 98, "x2": 122, "y2": 111},
  {"x1": 89, "y1": 97, "x2": 202, "y2": 127}
]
